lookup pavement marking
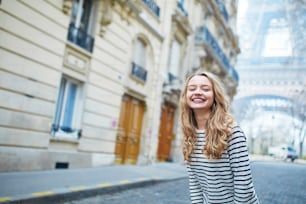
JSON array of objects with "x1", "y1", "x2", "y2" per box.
[
  {"x1": 0, "y1": 197, "x2": 11, "y2": 202},
  {"x1": 119, "y1": 180, "x2": 130, "y2": 184},
  {"x1": 32, "y1": 191, "x2": 54, "y2": 197},
  {"x1": 97, "y1": 183, "x2": 111, "y2": 188},
  {"x1": 137, "y1": 177, "x2": 147, "y2": 181},
  {"x1": 69, "y1": 186, "x2": 87, "y2": 191}
]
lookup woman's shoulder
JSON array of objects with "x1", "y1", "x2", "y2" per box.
[
  {"x1": 229, "y1": 120, "x2": 242, "y2": 131},
  {"x1": 229, "y1": 123, "x2": 246, "y2": 142},
  {"x1": 231, "y1": 123, "x2": 242, "y2": 133}
]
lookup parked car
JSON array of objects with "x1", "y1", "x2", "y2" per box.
[
  {"x1": 285, "y1": 146, "x2": 298, "y2": 162},
  {"x1": 268, "y1": 145, "x2": 298, "y2": 162}
]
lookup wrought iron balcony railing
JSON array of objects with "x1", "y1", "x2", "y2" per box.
[
  {"x1": 67, "y1": 22, "x2": 94, "y2": 53},
  {"x1": 142, "y1": 0, "x2": 160, "y2": 17},
  {"x1": 51, "y1": 124, "x2": 82, "y2": 139},
  {"x1": 131, "y1": 62, "x2": 147, "y2": 82},
  {"x1": 168, "y1": 72, "x2": 177, "y2": 83},
  {"x1": 231, "y1": 66, "x2": 239, "y2": 82},
  {"x1": 195, "y1": 26, "x2": 230, "y2": 71},
  {"x1": 215, "y1": 0, "x2": 229, "y2": 22},
  {"x1": 177, "y1": 1, "x2": 188, "y2": 16}
]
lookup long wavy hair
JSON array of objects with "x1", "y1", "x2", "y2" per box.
[{"x1": 179, "y1": 71, "x2": 234, "y2": 161}]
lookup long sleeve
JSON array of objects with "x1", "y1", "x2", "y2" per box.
[
  {"x1": 187, "y1": 164, "x2": 203, "y2": 204},
  {"x1": 228, "y1": 126, "x2": 259, "y2": 204}
]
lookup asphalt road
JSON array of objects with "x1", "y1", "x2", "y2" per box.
[
  {"x1": 251, "y1": 161, "x2": 306, "y2": 204},
  {"x1": 62, "y1": 161, "x2": 306, "y2": 204}
]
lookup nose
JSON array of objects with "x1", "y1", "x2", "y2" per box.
[{"x1": 194, "y1": 88, "x2": 203, "y2": 95}]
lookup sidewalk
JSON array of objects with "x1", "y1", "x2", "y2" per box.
[
  {"x1": 0, "y1": 162, "x2": 188, "y2": 204},
  {"x1": 250, "y1": 154, "x2": 306, "y2": 164}
]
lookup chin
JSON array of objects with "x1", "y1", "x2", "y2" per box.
[{"x1": 191, "y1": 106, "x2": 207, "y2": 110}]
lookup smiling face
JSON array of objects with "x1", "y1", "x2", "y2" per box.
[{"x1": 186, "y1": 75, "x2": 215, "y2": 111}]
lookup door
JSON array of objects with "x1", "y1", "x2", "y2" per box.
[
  {"x1": 157, "y1": 103, "x2": 176, "y2": 161},
  {"x1": 114, "y1": 94, "x2": 145, "y2": 164}
]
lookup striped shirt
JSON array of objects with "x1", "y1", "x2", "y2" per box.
[{"x1": 187, "y1": 125, "x2": 259, "y2": 204}]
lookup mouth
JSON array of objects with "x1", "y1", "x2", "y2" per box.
[{"x1": 191, "y1": 97, "x2": 206, "y2": 103}]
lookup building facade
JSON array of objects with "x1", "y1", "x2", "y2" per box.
[{"x1": 0, "y1": 0, "x2": 239, "y2": 172}]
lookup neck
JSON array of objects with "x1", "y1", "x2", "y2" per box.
[{"x1": 193, "y1": 109, "x2": 211, "y2": 130}]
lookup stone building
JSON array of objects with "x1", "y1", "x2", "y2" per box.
[{"x1": 0, "y1": 0, "x2": 239, "y2": 172}]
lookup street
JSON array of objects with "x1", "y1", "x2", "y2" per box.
[
  {"x1": 63, "y1": 161, "x2": 306, "y2": 204},
  {"x1": 251, "y1": 161, "x2": 306, "y2": 204}
]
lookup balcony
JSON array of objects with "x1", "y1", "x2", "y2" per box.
[
  {"x1": 195, "y1": 26, "x2": 230, "y2": 70},
  {"x1": 215, "y1": 0, "x2": 229, "y2": 22},
  {"x1": 177, "y1": 1, "x2": 188, "y2": 16},
  {"x1": 131, "y1": 62, "x2": 147, "y2": 82},
  {"x1": 67, "y1": 22, "x2": 94, "y2": 53},
  {"x1": 142, "y1": 0, "x2": 160, "y2": 17},
  {"x1": 168, "y1": 72, "x2": 177, "y2": 83},
  {"x1": 231, "y1": 67, "x2": 239, "y2": 82},
  {"x1": 51, "y1": 124, "x2": 82, "y2": 139}
]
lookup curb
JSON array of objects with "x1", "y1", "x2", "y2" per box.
[{"x1": 1, "y1": 177, "x2": 187, "y2": 204}]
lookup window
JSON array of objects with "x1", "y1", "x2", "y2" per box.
[
  {"x1": 131, "y1": 38, "x2": 148, "y2": 82},
  {"x1": 134, "y1": 38, "x2": 147, "y2": 68},
  {"x1": 67, "y1": 0, "x2": 98, "y2": 52},
  {"x1": 168, "y1": 39, "x2": 181, "y2": 82},
  {"x1": 142, "y1": 0, "x2": 160, "y2": 17},
  {"x1": 52, "y1": 77, "x2": 83, "y2": 139}
]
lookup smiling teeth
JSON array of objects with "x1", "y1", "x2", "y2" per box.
[{"x1": 193, "y1": 98, "x2": 204, "y2": 102}]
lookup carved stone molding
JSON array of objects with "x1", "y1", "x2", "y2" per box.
[
  {"x1": 162, "y1": 90, "x2": 180, "y2": 107},
  {"x1": 172, "y1": 10, "x2": 193, "y2": 39},
  {"x1": 202, "y1": 56, "x2": 220, "y2": 73},
  {"x1": 111, "y1": 0, "x2": 141, "y2": 24},
  {"x1": 63, "y1": 44, "x2": 90, "y2": 75},
  {"x1": 99, "y1": 0, "x2": 113, "y2": 36},
  {"x1": 62, "y1": 0, "x2": 138, "y2": 36},
  {"x1": 62, "y1": 0, "x2": 73, "y2": 16}
]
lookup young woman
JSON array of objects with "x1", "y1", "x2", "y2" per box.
[{"x1": 179, "y1": 71, "x2": 259, "y2": 204}]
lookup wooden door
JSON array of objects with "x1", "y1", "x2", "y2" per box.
[
  {"x1": 157, "y1": 103, "x2": 176, "y2": 161},
  {"x1": 114, "y1": 95, "x2": 145, "y2": 164},
  {"x1": 114, "y1": 95, "x2": 129, "y2": 164}
]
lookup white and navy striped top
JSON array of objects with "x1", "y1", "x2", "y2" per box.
[{"x1": 187, "y1": 125, "x2": 259, "y2": 204}]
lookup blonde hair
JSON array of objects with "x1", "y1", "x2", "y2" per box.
[{"x1": 179, "y1": 71, "x2": 234, "y2": 161}]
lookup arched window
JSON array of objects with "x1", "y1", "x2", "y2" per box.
[
  {"x1": 131, "y1": 38, "x2": 148, "y2": 82},
  {"x1": 168, "y1": 39, "x2": 182, "y2": 82},
  {"x1": 134, "y1": 38, "x2": 147, "y2": 68}
]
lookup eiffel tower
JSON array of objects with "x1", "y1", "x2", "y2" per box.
[{"x1": 233, "y1": 0, "x2": 306, "y2": 157}]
